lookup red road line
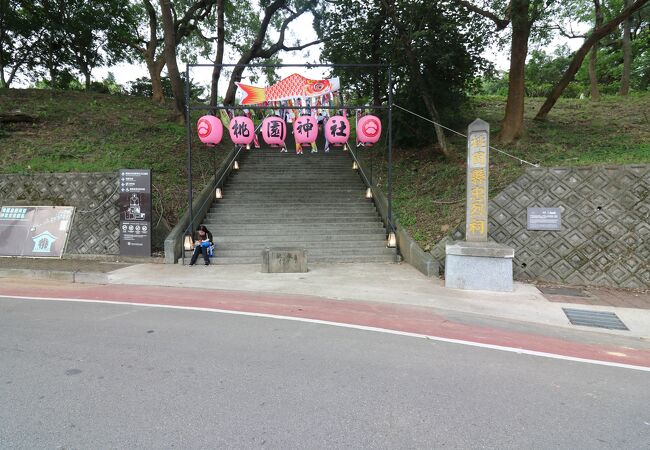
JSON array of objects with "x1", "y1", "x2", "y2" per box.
[{"x1": 1, "y1": 280, "x2": 649, "y2": 369}]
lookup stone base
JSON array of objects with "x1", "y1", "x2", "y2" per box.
[
  {"x1": 261, "y1": 247, "x2": 307, "y2": 273},
  {"x1": 444, "y1": 241, "x2": 514, "y2": 292}
]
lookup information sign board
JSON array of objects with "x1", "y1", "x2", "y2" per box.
[
  {"x1": 0, "y1": 206, "x2": 75, "y2": 258},
  {"x1": 527, "y1": 207, "x2": 562, "y2": 231},
  {"x1": 119, "y1": 169, "x2": 151, "y2": 256}
]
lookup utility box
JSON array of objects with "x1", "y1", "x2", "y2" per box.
[{"x1": 261, "y1": 247, "x2": 307, "y2": 273}]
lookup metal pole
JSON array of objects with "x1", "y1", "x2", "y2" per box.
[
  {"x1": 185, "y1": 65, "x2": 193, "y2": 248},
  {"x1": 387, "y1": 66, "x2": 394, "y2": 237}
]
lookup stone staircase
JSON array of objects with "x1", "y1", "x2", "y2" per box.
[{"x1": 183, "y1": 143, "x2": 396, "y2": 265}]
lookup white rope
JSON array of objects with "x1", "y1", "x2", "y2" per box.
[{"x1": 393, "y1": 103, "x2": 540, "y2": 167}]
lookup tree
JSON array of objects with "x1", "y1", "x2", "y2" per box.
[
  {"x1": 619, "y1": 0, "x2": 633, "y2": 94},
  {"x1": 222, "y1": 0, "x2": 325, "y2": 105},
  {"x1": 535, "y1": 0, "x2": 649, "y2": 120},
  {"x1": 453, "y1": 0, "x2": 555, "y2": 144},
  {"x1": 589, "y1": 0, "x2": 605, "y2": 100},
  {"x1": 317, "y1": 0, "x2": 491, "y2": 156}
]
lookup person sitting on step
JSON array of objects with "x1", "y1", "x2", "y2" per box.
[{"x1": 189, "y1": 225, "x2": 214, "y2": 266}]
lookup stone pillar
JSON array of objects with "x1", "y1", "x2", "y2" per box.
[{"x1": 445, "y1": 119, "x2": 515, "y2": 292}]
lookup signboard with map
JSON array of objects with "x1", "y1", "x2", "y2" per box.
[
  {"x1": 119, "y1": 169, "x2": 151, "y2": 256},
  {"x1": 0, "y1": 206, "x2": 75, "y2": 258}
]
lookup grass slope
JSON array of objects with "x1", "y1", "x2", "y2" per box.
[
  {"x1": 364, "y1": 93, "x2": 650, "y2": 251},
  {"x1": 0, "y1": 89, "x2": 228, "y2": 246}
]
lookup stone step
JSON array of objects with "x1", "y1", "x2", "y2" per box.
[
  {"x1": 204, "y1": 223, "x2": 384, "y2": 231},
  {"x1": 182, "y1": 254, "x2": 396, "y2": 265},
  {"x1": 211, "y1": 233, "x2": 388, "y2": 243},
  {"x1": 213, "y1": 199, "x2": 372, "y2": 206},
  {"x1": 211, "y1": 225, "x2": 385, "y2": 235},
  {"x1": 205, "y1": 213, "x2": 380, "y2": 222},
  {"x1": 186, "y1": 247, "x2": 394, "y2": 258},
  {"x1": 209, "y1": 205, "x2": 377, "y2": 213},
  {"x1": 209, "y1": 240, "x2": 391, "y2": 250}
]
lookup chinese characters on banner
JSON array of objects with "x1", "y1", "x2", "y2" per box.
[{"x1": 465, "y1": 119, "x2": 490, "y2": 242}]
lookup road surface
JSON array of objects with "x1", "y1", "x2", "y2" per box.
[{"x1": 1, "y1": 294, "x2": 649, "y2": 449}]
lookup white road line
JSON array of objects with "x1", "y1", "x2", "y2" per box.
[{"x1": 2, "y1": 294, "x2": 649, "y2": 372}]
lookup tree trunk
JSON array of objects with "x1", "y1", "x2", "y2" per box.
[
  {"x1": 497, "y1": 0, "x2": 530, "y2": 144},
  {"x1": 619, "y1": 0, "x2": 632, "y2": 95},
  {"x1": 209, "y1": 0, "x2": 225, "y2": 109},
  {"x1": 84, "y1": 71, "x2": 91, "y2": 90},
  {"x1": 589, "y1": 0, "x2": 603, "y2": 101},
  {"x1": 159, "y1": 0, "x2": 186, "y2": 122},
  {"x1": 588, "y1": 47, "x2": 600, "y2": 100},
  {"x1": 146, "y1": 58, "x2": 166, "y2": 104},
  {"x1": 535, "y1": 0, "x2": 649, "y2": 120}
]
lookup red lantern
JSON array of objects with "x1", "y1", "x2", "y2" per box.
[
  {"x1": 357, "y1": 115, "x2": 382, "y2": 147},
  {"x1": 197, "y1": 115, "x2": 223, "y2": 146},
  {"x1": 229, "y1": 116, "x2": 255, "y2": 146},
  {"x1": 293, "y1": 115, "x2": 318, "y2": 145},
  {"x1": 261, "y1": 115, "x2": 286, "y2": 147},
  {"x1": 325, "y1": 115, "x2": 350, "y2": 146}
]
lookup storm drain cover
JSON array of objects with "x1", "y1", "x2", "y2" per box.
[
  {"x1": 539, "y1": 286, "x2": 587, "y2": 297},
  {"x1": 562, "y1": 308, "x2": 628, "y2": 331}
]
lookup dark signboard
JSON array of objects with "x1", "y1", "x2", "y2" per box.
[
  {"x1": 0, "y1": 206, "x2": 75, "y2": 258},
  {"x1": 119, "y1": 169, "x2": 151, "y2": 256},
  {"x1": 527, "y1": 207, "x2": 562, "y2": 231}
]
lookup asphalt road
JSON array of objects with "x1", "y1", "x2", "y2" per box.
[{"x1": 1, "y1": 297, "x2": 648, "y2": 449}]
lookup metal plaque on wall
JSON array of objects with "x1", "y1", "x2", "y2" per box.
[
  {"x1": 0, "y1": 206, "x2": 75, "y2": 258},
  {"x1": 527, "y1": 207, "x2": 562, "y2": 231},
  {"x1": 119, "y1": 169, "x2": 151, "y2": 256}
]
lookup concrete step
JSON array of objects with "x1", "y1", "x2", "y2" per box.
[
  {"x1": 209, "y1": 205, "x2": 377, "y2": 214},
  {"x1": 185, "y1": 247, "x2": 394, "y2": 258},
  {"x1": 211, "y1": 225, "x2": 385, "y2": 235},
  {"x1": 218, "y1": 195, "x2": 370, "y2": 204},
  {"x1": 209, "y1": 240, "x2": 391, "y2": 250},
  {"x1": 205, "y1": 223, "x2": 384, "y2": 232},
  {"x1": 205, "y1": 213, "x2": 380, "y2": 222},
  {"x1": 182, "y1": 254, "x2": 396, "y2": 265},
  {"x1": 211, "y1": 233, "x2": 388, "y2": 243}
]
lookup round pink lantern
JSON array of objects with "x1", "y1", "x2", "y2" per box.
[
  {"x1": 229, "y1": 115, "x2": 255, "y2": 146},
  {"x1": 293, "y1": 115, "x2": 318, "y2": 145},
  {"x1": 325, "y1": 115, "x2": 350, "y2": 146},
  {"x1": 357, "y1": 115, "x2": 382, "y2": 146},
  {"x1": 261, "y1": 115, "x2": 286, "y2": 147},
  {"x1": 197, "y1": 115, "x2": 223, "y2": 146}
]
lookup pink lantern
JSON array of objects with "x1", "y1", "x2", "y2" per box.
[
  {"x1": 357, "y1": 115, "x2": 382, "y2": 146},
  {"x1": 229, "y1": 115, "x2": 255, "y2": 146},
  {"x1": 293, "y1": 115, "x2": 318, "y2": 145},
  {"x1": 325, "y1": 115, "x2": 350, "y2": 146},
  {"x1": 196, "y1": 115, "x2": 223, "y2": 146},
  {"x1": 261, "y1": 115, "x2": 286, "y2": 147}
]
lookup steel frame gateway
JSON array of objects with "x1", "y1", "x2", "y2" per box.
[{"x1": 183, "y1": 63, "x2": 395, "y2": 261}]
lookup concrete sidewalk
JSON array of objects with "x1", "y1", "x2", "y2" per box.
[{"x1": 1, "y1": 258, "x2": 649, "y2": 339}]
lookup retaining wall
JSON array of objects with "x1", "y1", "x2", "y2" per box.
[
  {"x1": 0, "y1": 172, "x2": 120, "y2": 254},
  {"x1": 431, "y1": 164, "x2": 650, "y2": 289}
]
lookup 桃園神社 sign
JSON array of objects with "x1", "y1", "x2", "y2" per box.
[{"x1": 0, "y1": 206, "x2": 75, "y2": 258}]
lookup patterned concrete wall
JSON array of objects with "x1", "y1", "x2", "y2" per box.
[
  {"x1": 0, "y1": 173, "x2": 120, "y2": 254},
  {"x1": 431, "y1": 165, "x2": 650, "y2": 289}
]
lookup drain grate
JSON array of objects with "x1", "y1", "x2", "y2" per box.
[
  {"x1": 539, "y1": 286, "x2": 588, "y2": 297},
  {"x1": 562, "y1": 308, "x2": 628, "y2": 331}
]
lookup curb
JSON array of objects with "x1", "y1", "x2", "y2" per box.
[{"x1": 0, "y1": 268, "x2": 108, "y2": 284}]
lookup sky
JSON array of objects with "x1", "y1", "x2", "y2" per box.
[{"x1": 90, "y1": 11, "x2": 585, "y2": 95}]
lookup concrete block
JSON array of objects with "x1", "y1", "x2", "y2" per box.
[
  {"x1": 445, "y1": 241, "x2": 514, "y2": 292},
  {"x1": 261, "y1": 247, "x2": 307, "y2": 273}
]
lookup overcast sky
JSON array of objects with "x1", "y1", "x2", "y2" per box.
[{"x1": 91, "y1": 12, "x2": 585, "y2": 93}]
